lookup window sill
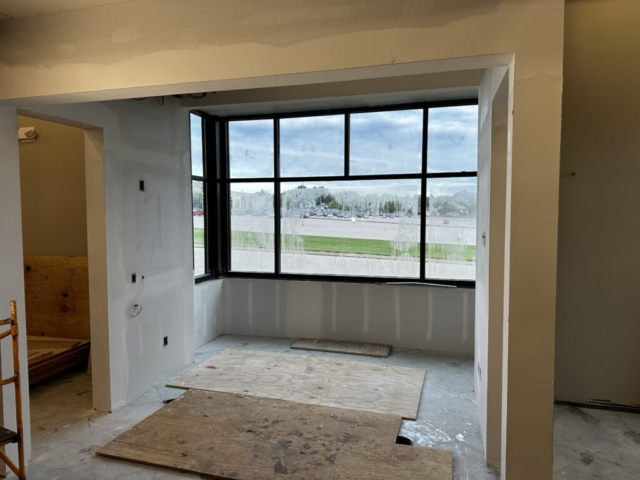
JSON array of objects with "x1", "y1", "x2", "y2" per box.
[{"x1": 223, "y1": 272, "x2": 475, "y2": 289}]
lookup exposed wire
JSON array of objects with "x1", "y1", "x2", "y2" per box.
[{"x1": 129, "y1": 275, "x2": 145, "y2": 317}]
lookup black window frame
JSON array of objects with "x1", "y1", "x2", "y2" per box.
[
  {"x1": 197, "y1": 99, "x2": 478, "y2": 288},
  {"x1": 191, "y1": 112, "x2": 220, "y2": 283}
]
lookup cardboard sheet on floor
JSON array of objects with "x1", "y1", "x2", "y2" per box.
[
  {"x1": 291, "y1": 338, "x2": 391, "y2": 358},
  {"x1": 168, "y1": 349, "x2": 426, "y2": 419},
  {"x1": 97, "y1": 389, "x2": 452, "y2": 480}
]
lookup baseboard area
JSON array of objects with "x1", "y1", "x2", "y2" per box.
[{"x1": 555, "y1": 399, "x2": 640, "y2": 414}]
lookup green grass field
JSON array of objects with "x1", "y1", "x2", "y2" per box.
[
  {"x1": 194, "y1": 228, "x2": 205, "y2": 245},
  {"x1": 194, "y1": 228, "x2": 475, "y2": 261}
]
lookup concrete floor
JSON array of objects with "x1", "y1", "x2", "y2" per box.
[{"x1": 23, "y1": 335, "x2": 639, "y2": 479}]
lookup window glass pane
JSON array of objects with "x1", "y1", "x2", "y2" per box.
[
  {"x1": 425, "y1": 177, "x2": 477, "y2": 280},
  {"x1": 280, "y1": 115, "x2": 344, "y2": 177},
  {"x1": 280, "y1": 180, "x2": 421, "y2": 277},
  {"x1": 230, "y1": 182, "x2": 275, "y2": 272},
  {"x1": 427, "y1": 106, "x2": 478, "y2": 173},
  {"x1": 192, "y1": 180, "x2": 206, "y2": 277},
  {"x1": 190, "y1": 114, "x2": 204, "y2": 177},
  {"x1": 350, "y1": 109, "x2": 422, "y2": 175},
  {"x1": 229, "y1": 120, "x2": 274, "y2": 178}
]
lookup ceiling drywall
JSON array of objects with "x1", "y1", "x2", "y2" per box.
[
  {"x1": 188, "y1": 70, "x2": 481, "y2": 116},
  {"x1": 197, "y1": 86, "x2": 478, "y2": 117},
  {"x1": 0, "y1": 0, "x2": 131, "y2": 20}
]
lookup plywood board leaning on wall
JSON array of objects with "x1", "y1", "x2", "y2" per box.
[{"x1": 23, "y1": 255, "x2": 90, "y2": 340}]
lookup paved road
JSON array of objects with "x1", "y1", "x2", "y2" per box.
[{"x1": 232, "y1": 215, "x2": 476, "y2": 245}]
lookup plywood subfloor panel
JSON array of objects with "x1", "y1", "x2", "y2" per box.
[
  {"x1": 291, "y1": 339, "x2": 390, "y2": 358},
  {"x1": 168, "y1": 349, "x2": 426, "y2": 420},
  {"x1": 24, "y1": 255, "x2": 90, "y2": 339},
  {"x1": 98, "y1": 390, "x2": 452, "y2": 480}
]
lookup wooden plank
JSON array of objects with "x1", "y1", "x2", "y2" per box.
[
  {"x1": 291, "y1": 339, "x2": 391, "y2": 358},
  {"x1": 27, "y1": 336, "x2": 81, "y2": 350},
  {"x1": 97, "y1": 390, "x2": 452, "y2": 480},
  {"x1": 168, "y1": 349, "x2": 425, "y2": 420},
  {"x1": 23, "y1": 255, "x2": 90, "y2": 340},
  {"x1": 27, "y1": 350, "x2": 54, "y2": 364},
  {"x1": 27, "y1": 339, "x2": 91, "y2": 385}
]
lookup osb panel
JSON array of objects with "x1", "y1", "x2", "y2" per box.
[
  {"x1": 168, "y1": 349, "x2": 425, "y2": 419},
  {"x1": 291, "y1": 339, "x2": 391, "y2": 358},
  {"x1": 23, "y1": 255, "x2": 90, "y2": 339},
  {"x1": 98, "y1": 389, "x2": 452, "y2": 480}
]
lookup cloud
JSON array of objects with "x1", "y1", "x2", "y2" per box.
[
  {"x1": 228, "y1": 119, "x2": 274, "y2": 177},
  {"x1": 190, "y1": 114, "x2": 204, "y2": 176},
  {"x1": 194, "y1": 105, "x2": 478, "y2": 195}
]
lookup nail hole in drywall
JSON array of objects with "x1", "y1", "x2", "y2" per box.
[
  {"x1": 163, "y1": 336, "x2": 168, "y2": 346},
  {"x1": 395, "y1": 436, "x2": 413, "y2": 446},
  {"x1": 139, "y1": 180, "x2": 145, "y2": 191}
]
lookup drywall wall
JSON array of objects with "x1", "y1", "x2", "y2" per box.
[
  {"x1": 184, "y1": 70, "x2": 481, "y2": 113},
  {"x1": 224, "y1": 278, "x2": 474, "y2": 353},
  {"x1": 194, "y1": 280, "x2": 223, "y2": 349},
  {"x1": 22, "y1": 98, "x2": 195, "y2": 410},
  {"x1": 555, "y1": 0, "x2": 640, "y2": 407},
  {"x1": 0, "y1": 0, "x2": 556, "y2": 105},
  {"x1": 0, "y1": 1, "x2": 566, "y2": 477},
  {"x1": 83, "y1": 126, "x2": 111, "y2": 411},
  {"x1": 475, "y1": 67, "x2": 508, "y2": 468},
  {"x1": 0, "y1": 107, "x2": 31, "y2": 465},
  {"x1": 18, "y1": 116, "x2": 87, "y2": 256}
]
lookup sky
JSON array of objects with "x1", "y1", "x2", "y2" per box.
[{"x1": 191, "y1": 105, "x2": 477, "y2": 196}]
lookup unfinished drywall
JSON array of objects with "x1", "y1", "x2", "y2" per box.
[
  {"x1": 475, "y1": 68, "x2": 508, "y2": 468},
  {"x1": 194, "y1": 280, "x2": 223, "y2": 349},
  {"x1": 18, "y1": 116, "x2": 87, "y2": 256},
  {"x1": 22, "y1": 98, "x2": 195, "y2": 410},
  {"x1": 555, "y1": 0, "x2": 640, "y2": 407},
  {"x1": 0, "y1": 107, "x2": 31, "y2": 466},
  {"x1": 0, "y1": 1, "x2": 566, "y2": 477},
  {"x1": 224, "y1": 278, "x2": 474, "y2": 354}
]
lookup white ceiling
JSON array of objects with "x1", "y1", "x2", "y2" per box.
[{"x1": 0, "y1": 0, "x2": 132, "y2": 20}]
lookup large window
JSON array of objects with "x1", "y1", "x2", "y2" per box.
[
  {"x1": 200, "y1": 102, "x2": 478, "y2": 285},
  {"x1": 191, "y1": 113, "x2": 208, "y2": 278}
]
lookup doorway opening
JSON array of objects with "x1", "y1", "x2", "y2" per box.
[{"x1": 17, "y1": 114, "x2": 110, "y2": 439}]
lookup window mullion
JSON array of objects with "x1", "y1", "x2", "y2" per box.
[
  {"x1": 344, "y1": 113, "x2": 350, "y2": 177},
  {"x1": 274, "y1": 118, "x2": 281, "y2": 275},
  {"x1": 420, "y1": 109, "x2": 428, "y2": 281},
  {"x1": 222, "y1": 121, "x2": 231, "y2": 275}
]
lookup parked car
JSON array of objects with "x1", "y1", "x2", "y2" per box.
[{"x1": 193, "y1": 209, "x2": 204, "y2": 216}]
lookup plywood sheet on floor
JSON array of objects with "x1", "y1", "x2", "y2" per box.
[
  {"x1": 98, "y1": 389, "x2": 452, "y2": 480},
  {"x1": 291, "y1": 338, "x2": 391, "y2": 358},
  {"x1": 168, "y1": 349, "x2": 425, "y2": 420}
]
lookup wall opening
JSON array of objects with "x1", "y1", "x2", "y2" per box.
[{"x1": 17, "y1": 113, "x2": 110, "y2": 416}]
